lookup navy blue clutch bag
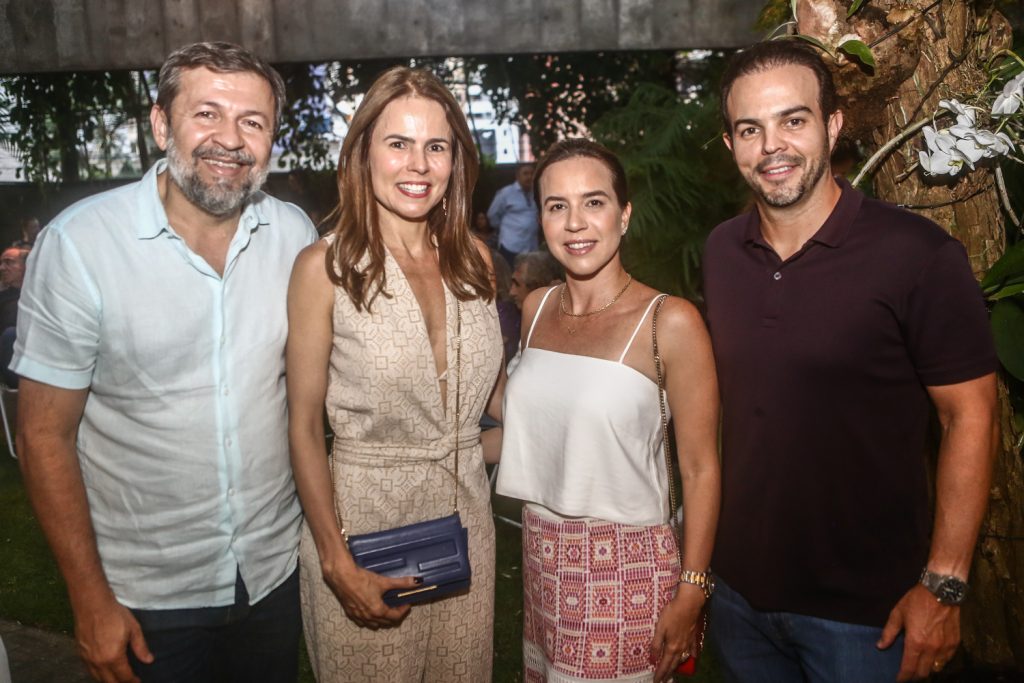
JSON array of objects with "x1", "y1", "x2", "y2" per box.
[{"x1": 347, "y1": 512, "x2": 471, "y2": 607}]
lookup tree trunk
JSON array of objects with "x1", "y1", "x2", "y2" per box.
[{"x1": 798, "y1": 0, "x2": 1023, "y2": 671}]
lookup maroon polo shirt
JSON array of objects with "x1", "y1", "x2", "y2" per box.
[{"x1": 703, "y1": 179, "x2": 997, "y2": 626}]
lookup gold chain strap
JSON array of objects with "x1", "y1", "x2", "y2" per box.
[
  {"x1": 453, "y1": 298, "x2": 461, "y2": 513},
  {"x1": 653, "y1": 294, "x2": 708, "y2": 655},
  {"x1": 331, "y1": 297, "x2": 463, "y2": 538},
  {"x1": 651, "y1": 295, "x2": 682, "y2": 568}
]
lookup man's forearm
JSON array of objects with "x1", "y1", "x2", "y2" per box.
[
  {"x1": 926, "y1": 374, "x2": 999, "y2": 579},
  {"x1": 17, "y1": 379, "x2": 117, "y2": 614},
  {"x1": 20, "y1": 433, "x2": 118, "y2": 610}
]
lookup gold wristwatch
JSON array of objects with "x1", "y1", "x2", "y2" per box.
[{"x1": 679, "y1": 569, "x2": 715, "y2": 599}]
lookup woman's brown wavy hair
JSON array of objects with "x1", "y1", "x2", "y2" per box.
[{"x1": 325, "y1": 66, "x2": 494, "y2": 311}]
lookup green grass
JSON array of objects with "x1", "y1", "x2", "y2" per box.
[
  {"x1": 0, "y1": 451, "x2": 74, "y2": 634},
  {"x1": 1, "y1": 453, "x2": 719, "y2": 682}
]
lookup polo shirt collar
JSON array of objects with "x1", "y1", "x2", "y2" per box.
[
  {"x1": 135, "y1": 158, "x2": 268, "y2": 240},
  {"x1": 743, "y1": 176, "x2": 864, "y2": 250}
]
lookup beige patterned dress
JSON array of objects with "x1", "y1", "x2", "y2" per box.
[{"x1": 299, "y1": 247, "x2": 502, "y2": 682}]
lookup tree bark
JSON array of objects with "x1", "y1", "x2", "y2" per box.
[{"x1": 799, "y1": 0, "x2": 1023, "y2": 670}]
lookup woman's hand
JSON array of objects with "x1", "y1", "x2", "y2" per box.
[
  {"x1": 323, "y1": 563, "x2": 418, "y2": 629},
  {"x1": 650, "y1": 583, "x2": 707, "y2": 682}
]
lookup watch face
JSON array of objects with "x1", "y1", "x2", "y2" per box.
[{"x1": 936, "y1": 577, "x2": 967, "y2": 604}]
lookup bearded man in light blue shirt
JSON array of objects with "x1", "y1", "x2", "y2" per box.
[{"x1": 14, "y1": 42, "x2": 316, "y2": 683}]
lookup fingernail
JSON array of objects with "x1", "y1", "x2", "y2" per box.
[{"x1": 414, "y1": 576, "x2": 424, "y2": 584}]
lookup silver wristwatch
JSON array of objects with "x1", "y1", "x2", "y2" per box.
[{"x1": 919, "y1": 568, "x2": 968, "y2": 605}]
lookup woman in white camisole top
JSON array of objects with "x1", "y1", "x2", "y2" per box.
[{"x1": 497, "y1": 139, "x2": 721, "y2": 683}]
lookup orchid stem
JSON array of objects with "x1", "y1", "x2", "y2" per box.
[{"x1": 852, "y1": 117, "x2": 933, "y2": 188}]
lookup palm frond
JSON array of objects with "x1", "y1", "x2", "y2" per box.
[{"x1": 592, "y1": 83, "x2": 745, "y2": 298}]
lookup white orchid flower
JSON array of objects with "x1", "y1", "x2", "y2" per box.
[
  {"x1": 959, "y1": 128, "x2": 1015, "y2": 158},
  {"x1": 991, "y1": 73, "x2": 1024, "y2": 117},
  {"x1": 919, "y1": 148, "x2": 964, "y2": 176},
  {"x1": 939, "y1": 99, "x2": 978, "y2": 128},
  {"x1": 923, "y1": 125, "x2": 957, "y2": 155},
  {"x1": 953, "y1": 139, "x2": 984, "y2": 168}
]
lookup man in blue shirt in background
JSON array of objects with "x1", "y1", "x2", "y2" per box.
[{"x1": 488, "y1": 162, "x2": 540, "y2": 265}]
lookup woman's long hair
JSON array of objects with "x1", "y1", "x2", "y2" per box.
[{"x1": 326, "y1": 66, "x2": 493, "y2": 311}]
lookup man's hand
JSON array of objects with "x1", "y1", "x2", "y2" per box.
[
  {"x1": 877, "y1": 584, "x2": 959, "y2": 681},
  {"x1": 74, "y1": 594, "x2": 153, "y2": 683}
]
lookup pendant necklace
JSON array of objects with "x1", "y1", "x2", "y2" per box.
[{"x1": 559, "y1": 274, "x2": 633, "y2": 335}]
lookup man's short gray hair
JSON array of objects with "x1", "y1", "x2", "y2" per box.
[
  {"x1": 156, "y1": 41, "x2": 286, "y2": 131},
  {"x1": 514, "y1": 250, "x2": 564, "y2": 290}
]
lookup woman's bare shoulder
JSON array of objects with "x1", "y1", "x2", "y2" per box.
[{"x1": 651, "y1": 294, "x2": 708, "y2": 342}]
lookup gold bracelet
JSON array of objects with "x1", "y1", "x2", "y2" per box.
[{"x1": 679, "y1": 569, "x2": 715, "y2": 599}]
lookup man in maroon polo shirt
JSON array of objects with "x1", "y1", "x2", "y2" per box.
[{"x1": 702, "y1": 41, "x2": 998, "y2": 682}]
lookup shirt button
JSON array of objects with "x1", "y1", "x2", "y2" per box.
[
  {"x1": 225, "y1": 437, "x2": 233, "y2": 447},
  {"x1": 228, "y1": 488, "x2": 235, "y2": 497},
  {"x1": 773, "y1": 272, "x2": 782, "y2": 281},
  {"x1": 220, "y1": 335, "x2": 226, "y2": 346},
  {"x1": 222, "y1": 386, "x2": 229, "y2": 396}
]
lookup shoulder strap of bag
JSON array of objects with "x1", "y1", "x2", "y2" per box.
[{"x1": 652, "y1": 294, "x2": 682, "y2": 568}]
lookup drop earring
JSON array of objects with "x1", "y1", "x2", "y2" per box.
[{"x1": 442, "y1": 197, "x2": 448, "y2": 215}]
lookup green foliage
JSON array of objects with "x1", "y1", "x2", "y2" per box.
[
  {"x1": 756, "y1": 0, "x2": 792, "y2": 32},
  {"x1": 984, "y1": 241, "x2": 1024, "y2": 382},
  {"x1": 0, "y1": 70, "x2": 149, "y2": 183},
  {"x1": 838, "y1": 39, "x2": 875, "y2": 70},
  {"x1": 847, "y1": 0, "x2": 870, "y2": 18},
  {"x1": 992, "y1": 299, "x2": 1024, "y2": 382},
  {"x1": 591, "y1": 81, "x2": 745, "y2": 299},
  {"x1": 471, "y1": 51, "x2": 679, "y2": 157}
]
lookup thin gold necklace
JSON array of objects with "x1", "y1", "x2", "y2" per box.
[{"x1": 559, "y1": 275, "x2": 633, "y2": 333}]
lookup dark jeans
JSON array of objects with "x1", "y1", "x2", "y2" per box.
[
  {"x1": 128, "y1": 567, "x2": 300, "y2": 683},
  {"x1": 497, "y1": 244, "x2": 519, "y2": 269},
  {"x1": 710, "y1": 577, "x2": 904, "y2": 683},
  {"x1": 0, "y1": 327, "x2": 17, "y2": 388}
]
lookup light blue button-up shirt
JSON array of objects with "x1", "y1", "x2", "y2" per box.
[
  {"x1": 487, "y1": 181, "x2": 539, "y2": 255},
  {"x1": 12, "y1": 160, "x2": 317, "y2": 609}
]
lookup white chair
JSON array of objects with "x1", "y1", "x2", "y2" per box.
[
  {"x1": 0, "y1": 382, "x2": 16, "y2": 459},
  {"x1": 0, "y1": 634, "x2": 11, "y2": 683}
]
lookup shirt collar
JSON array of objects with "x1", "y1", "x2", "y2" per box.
[
  {"x1": 135, "y1": 158, "x2": 268, "y2": 240},
  {"x1": 743, "y1": 176, "x2": 864, "y2": 250}
]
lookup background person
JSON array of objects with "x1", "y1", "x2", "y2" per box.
[
  {"x1": 13, "y1": 217, "x2": 41, "y2": 249},
  {"x1": 510, "y1": 249, "x2": 563, "y2": 311},
  {"x1": 13, "y1": 42, "x2": 316, "y2": 683},
  {"x1": 487, "y1": 162, "x2": 539, "y2": 266},
  {"x1": 497, "y1": 139, "x2": 721, "y2": 683},
  {"x1": 287, "y1": 66, "x2": 505, "y2": 682},
  {"x1": 704, "y1": 40, "x2": 998, "y2": 682},
  {"x1": 0, "y1": 245, "x2": 29, "y2": 387},
  {"x1": 491, "y1": 251, "x2": 521, "y2": 365},
  {"x1": 472, "y1": 210, "x2": 498, "y2": 249}
]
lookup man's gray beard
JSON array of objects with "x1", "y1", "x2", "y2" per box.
[
  {"x1": 165, "y1": 136, "x2": 268, "y2": 217},
  {"x1": 749, "y1": 143, "x2": 830, "y2": 209}
]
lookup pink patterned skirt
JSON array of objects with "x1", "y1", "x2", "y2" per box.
[{"x1": 521, "y1": 505, "x2": 681, "y2": 682}]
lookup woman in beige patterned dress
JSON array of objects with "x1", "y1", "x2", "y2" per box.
[{"x1": 286, "y1": 67, "x2": 504, "y2": 682}]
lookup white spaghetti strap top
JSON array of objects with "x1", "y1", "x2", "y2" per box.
[
  {"x1": 497, "y1": 292, "x2": 672, "y2": 526},
  {"x1": 618, "y1": 295, "x2": 666, "y2": 363},
  {"x1": 524, "y1": 285, "x2": 559, "y2": 348}
]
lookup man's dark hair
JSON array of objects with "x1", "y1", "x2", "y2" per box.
[
  {"x1": 156, "y1": 41, "x2": 286, "y2": 131},
  {"x1": 720, "y1": 40, "x2": 838, "y2": 136},
  {"x1": 532, "y1": 138, "x2": 628, "y2": 209}
]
